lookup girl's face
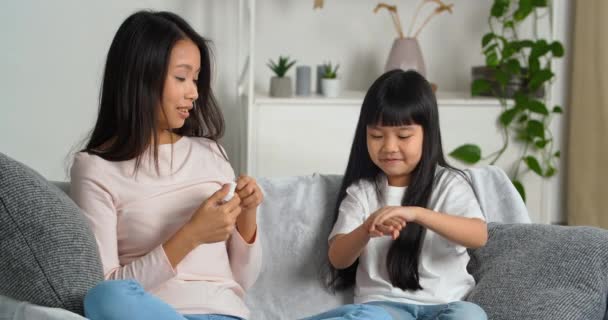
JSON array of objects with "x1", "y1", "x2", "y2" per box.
[
  {"x1": 366, "y1": 124, "x2": 424, "y2": 187},
  {"x1": 158, "y1": 39, "x2": 201, "y2": 131}
]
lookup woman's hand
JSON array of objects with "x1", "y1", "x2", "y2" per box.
[
  {"x1": 234, "y1": 175, "x2": 263, "y2": 243},
  {"x1": 188, "y1": 184, "x2": 242, "y2": 244},
  {"x1": 164, "y1": 184, "x2": 242, "y2": 268},
  {"x1": 235, "y1": 175, "x2": 264, "y2": 211}
]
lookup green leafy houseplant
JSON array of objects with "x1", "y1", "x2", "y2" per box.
[
  {"x1": 449, "y1": 0, "x2": 564, "y2": 201},
  {"x1": 267, "y1": 56, "x2": 297, "y2": 78},
  {"x1": 322, "y1": 62, "x2": 340, "y2": 79}
]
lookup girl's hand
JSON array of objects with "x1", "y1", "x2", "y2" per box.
[
  {"x1": 371, "y1": 206, "x2": 417, "y2": 238},
  {"x1": 364, "y1": 207, "x2": 404, "y2": 239},
  {"x1": 188, "y1": 184, "x2": 242, "y2": 244},
  {"x1": 379, "y1": 217, "x2": 407, "y2": 240},
  {"x1": 235, "y1": 175, "x2": 264, "y2": 211},
  {"x1": 365, "y1": 206, "x2": 417, "y2": 240}
]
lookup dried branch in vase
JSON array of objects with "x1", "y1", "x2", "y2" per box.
[{"x1": 375, "y1": 0, "x2": 454, "y2": 39}]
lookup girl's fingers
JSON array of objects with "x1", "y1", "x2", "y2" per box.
[
  {"x1": 371, "y1": 209, "x2": 398, "y2": 227},
  {"x1": 392, "y1": 229, "x2": 400, "y2": 240},
  {"x1": 374, "y1": 208, "x2": 407, "y2": 227},
  {"x1": 375, "y1": 224, "x2": 393, "y2": 235},
  {"x1": 384, "y1": 217, "x2": 403, "y2": 230}
]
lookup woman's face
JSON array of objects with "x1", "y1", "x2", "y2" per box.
[{"x1": 158, "y1": 39, "x2": 201, "y2": 131}]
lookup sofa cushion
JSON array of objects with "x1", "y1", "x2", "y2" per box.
[
  {"x1": 0, "y1": 153, "x2": 103, "y2": 315},
  {"x1": 246, "y1": 174, "x2": 352, "y2": 319},
  {"x1": 467, "y1": 223, "x2": 608, "y2": 320}
]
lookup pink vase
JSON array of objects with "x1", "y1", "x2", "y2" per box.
[{"x1": 384, "y1": 37, "x2": 426, "y2": 77}]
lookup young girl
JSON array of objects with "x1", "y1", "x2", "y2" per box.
[
  {"x1": 304, "y1": 70, "x2": 488, "y2": 320},
  {"x1": 70, "y1": 11, "x2": 262, "y2": 320}
]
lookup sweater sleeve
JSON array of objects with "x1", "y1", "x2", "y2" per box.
[
  {"x1": 227, "y1": 227, "x2": 262, "y2": 291},
  {"x1": 69, "y1": 153, "x2": 176, "y2": 290}
]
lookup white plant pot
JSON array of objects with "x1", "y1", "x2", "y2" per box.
[{"x1": 321, "y1": 78, "x2": 340, "y2": 98}]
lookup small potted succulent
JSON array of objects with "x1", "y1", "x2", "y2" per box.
[
  {"x1": 320, "y1": 62, "x2": 340, "y2": 98},
  {"x1": 267, "y1": 55, "x2": 297, "y2": 97}
]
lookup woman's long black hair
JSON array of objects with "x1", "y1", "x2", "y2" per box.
[
  {"x1": 327, "y1": 69, "x2": 462, "y2": 292},
  {"x1": 82, "y1": 10, "x2": 224, "y2": 171}
]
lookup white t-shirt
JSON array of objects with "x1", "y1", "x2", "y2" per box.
[{"x1": 329, "y1": 167, "x2": 485, "y2": 305}]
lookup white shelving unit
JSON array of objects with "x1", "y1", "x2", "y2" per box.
[{"x1": 235, "y1": 1, "x2": 555, "y2": 224}]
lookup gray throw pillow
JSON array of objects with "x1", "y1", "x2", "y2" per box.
[
  {"x1": 0, "y1": 153, "x2": 103, "y2": 315},
  {"x1": 467, "y1": 222, "x2": 608, "y2": 320}
]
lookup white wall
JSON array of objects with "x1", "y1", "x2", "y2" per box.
[
  {"x1": 255, "y1": 0, "x2": 493, "y2": 93},
  {"x1": 0, "y1": 0, "x2": 240, "y2": 181},
  {"x1": 0, "y1": 1, "x2": 571, "y2": 222}
]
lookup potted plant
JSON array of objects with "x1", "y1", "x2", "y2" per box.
[
  {"x1": 450, "y1": 0, "x2": 564, "y2": 201},
  {"x1": 267, "y1": 56, "x2": 297, "y2": 97},
  {"x1": 320, "y1": 62, "x2": 340, "y2": 98}
]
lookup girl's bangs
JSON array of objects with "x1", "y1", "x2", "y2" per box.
[{"x1": 367, "y1": 98, "x2": 424, "y2": 127}]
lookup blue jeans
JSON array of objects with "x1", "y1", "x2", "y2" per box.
[
  {"x1": 303, "y1": 301, "x2": 487, "y2": 320},
  {"x1": 84, "y1": 280, "x2": 242, "y2": 320}
]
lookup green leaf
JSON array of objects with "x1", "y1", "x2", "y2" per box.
[
  {"x1": 554, "y1": 151, "x2": 561, "y2": 158},
  {"x1": 514, "y1": 0, "x2": 534, "y2": 21},
  {"x1": 551, "y1": 41, "x2": 565, "y2": 57},
  {"x1": 527, "y1": 120, "x2": 545, "y2": 139},
  {"x1": 529, "y1": 69, "x2": 554, "y2": 90},
  {"x1": 491, "y1": 0, "x2": 510, "y2": 17},
  {"x1": 514, "y1": 92, "x2": 529, "y2": 108},
  {"x1": 528, "y1": 57, "x2": 541, "y2": 73},
  {"x1": 505, "y1": 59, "x2": 522, "y2": 75},
  {"x1": 482, "y1": 33, "x2": 495, "y2": 48},
  {"x1": 553, "y1": 105, "x2": 563, "y2": 113},
  {"x1": 483, "y1": 43, "x2": 498, "y2": 55},
  {"x1": 471, "y1": 79, "x2": 492, "y2": 96},
  {"x1": 518, "y1": 114, "x2": 528, "y2": 123},
  {"x1": 535, "y1": 139, "x2": 548, "y2": 148},
  {"x1": 545, "y1": 166, "x2": 557, "y2": 177},
  {"x1": 486, "y1": 52, "x2": 499, "y2": 67},
  {"x1": 518, "y1": 40, "x2": 535, "y2": 48},
  {"x1": 268, "y1": 56, "x2": 297, "y2": 77},
  {"x1": 524, "y1": 155, "x2": 543, "y2": 176},
  {"x1": 532, "y1": 0, "x2": 548, "y2": 6},
  {"x1": 500, "y1": 108, "x2": 519, "y2": 126},
  {"x1": 502, "y1": 44, "x2": 516, "y2": 60},
  {"x1": 504, "y1": 21, "x2": 515, "y2": 29},
  {"x1": 495, "y1": 69, "x2": 510, "y2": 87},
  {"x1": 528, "y1": 100, "x2": 549, "y2": 115},
  {"x1": 531, "y1": 40, "x2": 551, "y2": 59},
  {"x1": 512, "y1": 179, "x2": 526, "y2": 202},
  {"x1": 449, "y1": 144, "x2": 482, "y2": 164}
]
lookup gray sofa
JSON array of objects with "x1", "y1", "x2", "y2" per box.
[{"x1": 1, "y1": 152, "x2": 607, "y2": 320}]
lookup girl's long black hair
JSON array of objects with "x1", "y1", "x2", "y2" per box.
[
  {"x1": 327, "y1": 69, "x2": 462, "y2": 292},
  {"x1": 82, "y1": 11, "x2": 224, "y2": 171}
]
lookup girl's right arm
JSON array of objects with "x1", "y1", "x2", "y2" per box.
[
  {"x1": 328, "y1": 225, "x2": 371, "y2": 269},
  {"x1": 329, "y1": 209, "x2": 405, "y2": 269}
]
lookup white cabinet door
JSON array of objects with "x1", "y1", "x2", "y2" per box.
[{"x1": 254, "y1": 103, "x2": 360, "y2": 177}]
